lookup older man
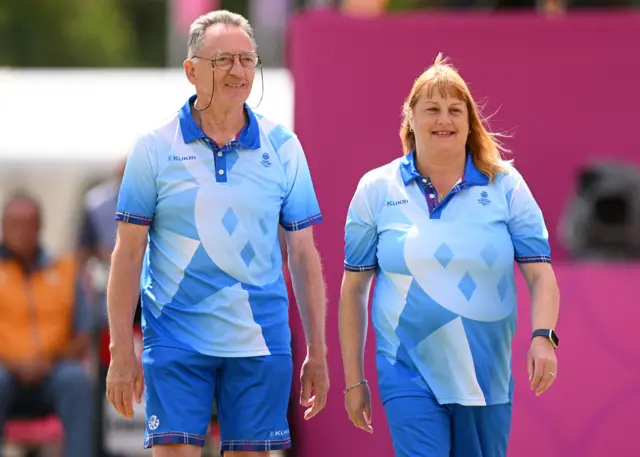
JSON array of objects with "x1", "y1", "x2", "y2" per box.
[
  {"x1": 105, "y1": 9, "x2": 329, "y2": 457},
  {"x1": 0, "y1": 193, "x2": 93, "y2": 456}
]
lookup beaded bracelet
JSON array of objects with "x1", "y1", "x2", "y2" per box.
[{"x1": 344, "y1": 379, "x2": 368, "y2": 394}]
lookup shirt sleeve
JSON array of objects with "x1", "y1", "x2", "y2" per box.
[
  {"x1": 344, "y1": 179, "x2": 378, "y2": 272},
  {"x1": 506, "y1": 172, "x2": 551, "y2": 263},
  {"x1": 279, "y1": 134, "x2": 323, "y2": 231},
  {"x1": 115, "y1": 134, "x2": 157, "y2": 226}
]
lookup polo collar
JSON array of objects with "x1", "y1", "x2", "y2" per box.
[
  {"x1": 399, "y1": 150, "x2": 489, "y2": 186},
  {"x1": 178, "y1": 94, "x2": 261, "y2": 149}
]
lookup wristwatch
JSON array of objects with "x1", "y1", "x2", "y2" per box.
[{"x1": 531, "y1": 329, "x2": 559, "y2": 349}]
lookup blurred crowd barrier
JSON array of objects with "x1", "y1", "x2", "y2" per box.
[{"x1": 286, "y1": 9, "x2": 640, "y2": 457}]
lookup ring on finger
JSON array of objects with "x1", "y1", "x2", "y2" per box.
[{"x1": 549, "y1": 372, "x2": 556, "y2": 377}]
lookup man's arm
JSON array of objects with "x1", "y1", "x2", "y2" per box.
[
  {"x1": 284, "y1": 226, "x2": 327, "y2": 358},
  {"x1": 106, "y1": 222, "x2": 149, "y2": 356},
  {"x1": 284, "y1": 225, "x2": 329, "y2": 419}
]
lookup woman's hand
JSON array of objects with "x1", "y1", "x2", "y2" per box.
[
  {"x1": 345, "y1": 382, "x2": 373, "y2": 433},
  {"x1": 528, "y1": 337, "x2": 558, "y2": 396}
]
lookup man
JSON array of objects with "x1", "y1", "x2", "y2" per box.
[
  {"x1": 0, "y1": 193, "x2": 93, "y2": 456},
  {"x1": 105, "y1": 9, "x2": 329, "y2": 457}
]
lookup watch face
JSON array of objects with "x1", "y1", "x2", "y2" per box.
[{"x1": 550, "y1": 330, "x2": 559, "y2": 347}]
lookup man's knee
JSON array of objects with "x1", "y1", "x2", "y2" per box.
[{"x1": 152, "y1": 444, "x2": 202, "y2": 457}]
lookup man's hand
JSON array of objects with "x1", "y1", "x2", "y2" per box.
[
  {"x1": 299, "y1": 352, "x2": 330, "y2": 420},
  {"x1": 106, "y1": 349, "x2": 144, "y2": 419}
]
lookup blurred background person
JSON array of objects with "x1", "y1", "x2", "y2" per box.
[
  {"x1": 0, "y1": 193, "x2": 94, "y2": 457},
  {"x1": 77, "y1": 159, "x2": 127, "y2": 323}
]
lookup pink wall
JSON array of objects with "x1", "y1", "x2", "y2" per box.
[{"x1": 286, "y1": 10, "x2": 640, "y2": 457}]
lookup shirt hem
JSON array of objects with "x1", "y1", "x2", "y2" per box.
[
  {"x1": 143, "y1": 342, "x2": 291, "y2": 358},
  {"x1": 381, "y1": 392, "x2": 511, "y2": 407},
  {"x1": 438, "y1": 396, "x2": 511, "y2": 406}
]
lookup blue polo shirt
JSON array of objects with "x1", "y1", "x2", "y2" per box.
[
  {"x1": 116, "y1": 95, "x2": 322, "y2": 357},
  {"x1": 344, "y1": 151, "x2": 550, "y2": 406}
]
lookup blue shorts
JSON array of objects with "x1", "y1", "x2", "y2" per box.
[
  {"x1": 384, "y1": 395, "x2": 512, "y2": 457},
  {"x1": 142, "y1": 345, "x2": 293, "y2": 453}
]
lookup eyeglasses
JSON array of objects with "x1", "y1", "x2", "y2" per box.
[{"x1": 193, "y1": 52, "x2": 261, "y2": 70}]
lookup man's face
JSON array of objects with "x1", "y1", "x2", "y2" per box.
[
  {"x1": 185, "y1": 25, "x2": 257, "y2": 107},
  {"x1": 2, "y1": 199, "x2": 40, "y2": 257}
]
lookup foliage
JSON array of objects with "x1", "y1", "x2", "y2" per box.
[{"x1": 0, "y1": 0, "x2": 149, "y2": 67}]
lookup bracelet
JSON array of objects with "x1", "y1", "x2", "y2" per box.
[{"x1": 344, "y1": 380, "x2": 368, "y2": 394}]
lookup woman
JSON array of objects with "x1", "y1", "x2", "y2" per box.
[{"x1": 338, "y1": 54, "x2": 560, "y2": 457}]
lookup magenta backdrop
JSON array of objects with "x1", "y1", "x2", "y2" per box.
[{"x1": 285, "y1": 9, "x2": 640, "y2": 457}]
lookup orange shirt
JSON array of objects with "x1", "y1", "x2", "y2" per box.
[{"x1": 0, "y1": 248, "x2": 83, "y2": 363}]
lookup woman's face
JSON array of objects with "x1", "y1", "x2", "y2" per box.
[{"x1": 412, "y1": 91, "x2": 469, "y2": 155}]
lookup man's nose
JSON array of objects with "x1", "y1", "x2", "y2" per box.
[{"x1": 229, "y1": 56, "x2": 244, "y2": 76}]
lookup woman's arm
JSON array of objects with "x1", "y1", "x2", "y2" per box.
[
  {"x1": 520, "y1": 262, "x2": 560, "y2": 396},
  {"x1": 339, "y1": 270, "x2": 375, "y2": 388}
]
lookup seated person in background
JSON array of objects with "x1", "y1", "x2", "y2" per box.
[
  {"x1": 0, "y1": 192, "x2": 93, "y2": 457},
  {"x1": 77, "y1": 159, "x2": 143, "y2": 325}
]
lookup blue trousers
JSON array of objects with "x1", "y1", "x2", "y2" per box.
[{"x1": 0, "y1": 361, "x2": 94, "y2": 457}]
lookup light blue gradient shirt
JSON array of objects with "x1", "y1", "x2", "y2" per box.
[
  {"x1": 344, "y1": 152, "x2": 550, "y2": 406},
  {"x1": 116, "y1": 95, "x2": 322, "y2": 357}
]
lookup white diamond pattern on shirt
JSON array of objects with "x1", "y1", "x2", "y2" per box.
[
  {"x1": 386, "y1": 182, "x2": 512, "y2": 323},
  {"x1": 173, "y1": 140, "x2": 277, "y2": 287}
]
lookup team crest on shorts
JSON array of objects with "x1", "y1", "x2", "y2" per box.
[{"x1": 148, "y1": 415, "x2": 160, "y2": 431}]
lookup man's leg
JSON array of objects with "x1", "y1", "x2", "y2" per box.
[
  {"x1": 451, "y1": 402, "x2": 512, "y2": 457},
  {"x1": 141, "y1": 345, "x2": 218, "y2": 457},
  {"x1": 45, "y1": 360, "x2": 94, "y2": 457},
  {"x1": 0, "y1": 363, "x2": 17, "y2": 444},
  {"x1": 217, "y1": 354, "x2": 293, "y2": 457}
]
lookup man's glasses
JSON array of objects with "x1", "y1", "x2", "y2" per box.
[{"x1": 193, "y1": 52, "x2": 260, "y2": 71}]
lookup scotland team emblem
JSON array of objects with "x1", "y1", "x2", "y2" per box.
[
  {"x1": 148, "y1": 415, "x2": 160, "y2": 431},
  {"x1": 478, "y1": 191, "x2": 491, "y2": 206}
]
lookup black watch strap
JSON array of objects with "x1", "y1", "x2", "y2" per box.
[{"x1": 531, "y1": 328, "x2": 559, "y2": 349}]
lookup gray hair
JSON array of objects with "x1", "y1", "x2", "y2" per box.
[{"x1": 187, "y1": 10, "x2": 256, "y2": 59}]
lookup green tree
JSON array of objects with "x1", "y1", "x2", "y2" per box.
[
  {"x1": 0, "y1": 0, "x2": 136, "y2": 67},
  {"x1": 114, "y1": 0, "x2": 167, "y2": 67}
]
